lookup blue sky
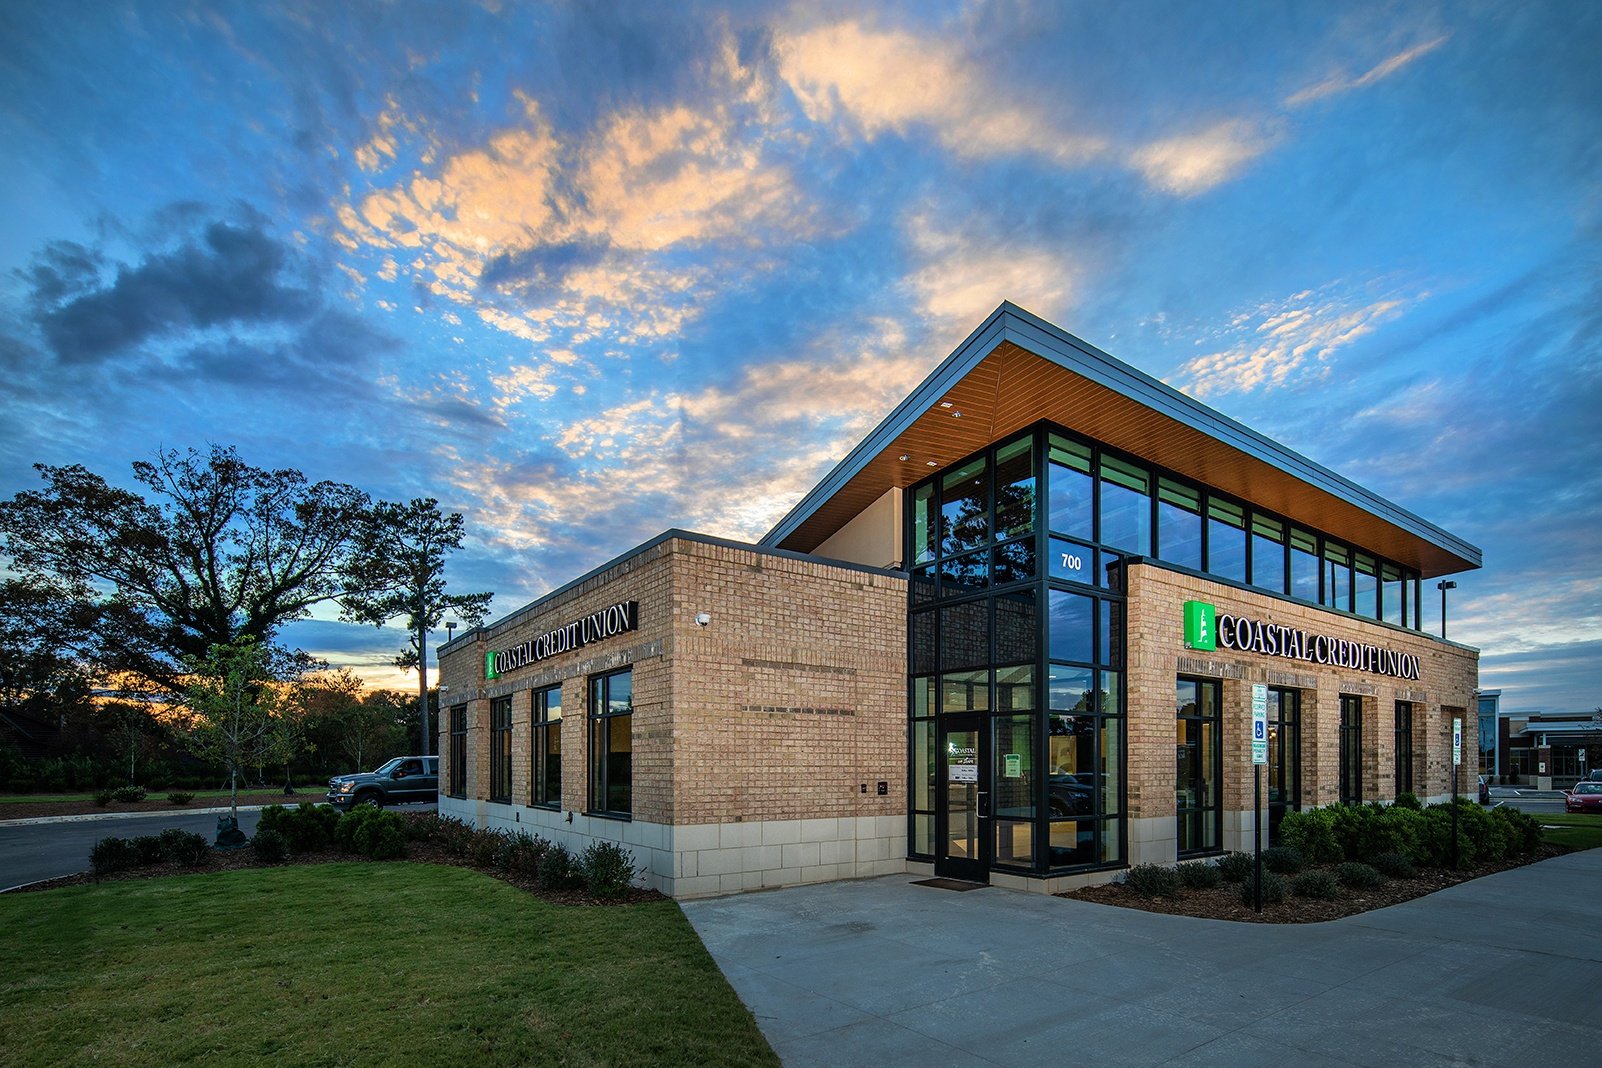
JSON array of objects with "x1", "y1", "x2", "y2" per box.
[{"x1": 1, "y1": 1, "x2": 1597, "y2": 712}]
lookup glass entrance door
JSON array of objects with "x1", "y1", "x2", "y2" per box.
[{"x1": 936, "y1": 714, "x2": 990, "y2": 882}]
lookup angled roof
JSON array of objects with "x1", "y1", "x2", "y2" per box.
[{"x1": 760, "y1": 302, "x2": 1481, "y2": 577}]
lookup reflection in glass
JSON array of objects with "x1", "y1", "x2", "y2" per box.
[
  {"x1": 994, "y1": 437, "x2": 1036, "y2": 540},
  {"x1": 994, "y1": 715, "x2": 1038, "y2": 820},
  {"x1": 1354, "y1": 553, "x2": 1378, "y2": 619},
  {"x1": 996, "y1": 820, "x2": 1035, "y2": 867},
  {"x1": 941, "y1": 458, "x2": 989, "y2": 556},
  {"x1": 941, "y1": 550, "x2": 989, "y2": 595},
  {"x1": 1207, "y1": 499, "x2": 1246, "y2": 582},
  {"x1": 1049, "y1": 821, "x2": 1094, "y2": 867},
  {"x1": 995, "y1": 665, "x2": 1035, "y2": 712},
  {"x1": 1290, "y1": 528, "x2": 1319, "y2": 602},
  {"x1": 912, "y1": 483, "x2": 937, "y2": 565},
  {"x1": 1048, "y1": 589, "x2": 1094, "y2": 665},
  {"x1": 993, "y1": 538, "x2": 1036, "y2": 585},
  {"x1": 1382, "y1": 564, "x2": 1403, "y2": 626},
  {"x1": 1251, "y1": 514, "x2": 1286, "y2": 593},
  {"x1": 1324, "y1": 542, "x2": 1351, "y2": 611},
  {"x1": 1048, "y1": 666, "x2": 1093, "y2": 713},
  {"x1": 940, "y1": 670, "x2": 990, "y2": 713},
  {"x1": 1176, "y1": 677, "x2": 1221, "y2": 854},
  {"x1": 993, "y1": 590, "x2": 1038, "y2": 665},
  {"x1": 1098, "y1": 455, "x2": 1151, "y2": 554},
  {"x1": 1048, "y1": 436, "x2": 1093, "y2": 539},
  {"x1": 939, "y1": 599, "x2": 988, "y2": 670},
  {"x1": 1157, "y1": 478, "x2": 1203, "y2": 569},
  {"x1": 1049, "y1": 537, "x2": 1094, "y2": 584}
]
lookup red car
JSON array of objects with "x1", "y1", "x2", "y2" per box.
[{"x1": 1564, "y1": 782, "x2": 1602, "y2": 813}]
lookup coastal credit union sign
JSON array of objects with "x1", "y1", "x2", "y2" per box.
[
  {"x1": 486, "y1": 601, "x2": 639, "y2": 679},
  {"x1": 1183, "y1": 600, "x2": 1421, "y2": 681}
]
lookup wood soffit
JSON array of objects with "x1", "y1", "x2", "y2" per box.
[{"x1": 778, "y1": 341, "x2": 1473, "y2": 577}]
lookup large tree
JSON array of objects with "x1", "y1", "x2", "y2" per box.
[
  {"x1": 342, "y1": 498, "x2": 491, "y2": 755},
  {"x1": 0, "y1": 445, "x2": 369, "y2": 691}
]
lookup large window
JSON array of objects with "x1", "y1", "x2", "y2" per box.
[
  {"x1": 1394, "y1": 701, "x2": 1414, "y2": 795},
  {"x1": 1156, "y1": 478, "x2": 1202, "y2": 570},
  {"x1": 448, "y1": 704, "x2": 467, "y2": 798},
  {"x1": 1340, "y1": 695, "x2": 1364, "y2": 804},
  {"x1": 1267, "y1": 688, "x2": 1300, "y2": 845},
  {"x1": 489, "y1": 697, "x2": 512, "y2": 803},
  {"x1": 1176, "y1": 677, "x2": 1222, "y2": 855},
  {"x1": 532, "y1": 684, "x2": 562, "y2": 808},
  {"x1": 589, "y1": 668, "x2": 633, "y2": 816}
]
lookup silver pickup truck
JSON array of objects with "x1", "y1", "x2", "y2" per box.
[{"x1": 326, "y1": 756, "x2": 439, "y2": 809}]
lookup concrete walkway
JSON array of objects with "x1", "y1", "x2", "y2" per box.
[{"x1": 683, "y1": 850, "x2": 1602, "y2": 1066}]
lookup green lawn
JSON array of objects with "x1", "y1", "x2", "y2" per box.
[
  {"x1": 1538, "y1": 812, "x2": 1602, "y2": 851},
  {"x1": 0, "y1": 786, "x2": 325, "y2": 806},
  {"x1": 0, "y1": 863, "x2": 777, "y2": 1067}
]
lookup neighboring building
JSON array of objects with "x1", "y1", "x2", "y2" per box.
[
  {"x1": 1497, "y1": 710, "x2": 1602, "y2": 786},
  {"x1": 436, "y1": 303, "x2": 1482, "y2": 897},
  {"x1": 1477, "y1": 689, "x2": 1500, "y2": 778}
]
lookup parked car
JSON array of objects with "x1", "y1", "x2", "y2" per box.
[
  {"x1": 327, "y1": 756, "x2": 439, "y2": 809},
  {"x1": 1477, "y1": 775, "x2": 1490, "y2": 804},
  {"x1": 1564, "y1": 781, "x2": 1602, "y2": 814},
  {"x1": 1587, "y1": 768, "x2": 1602, "y2": 782},
  {"x1": 1049, "y1": 772, "x2": 1094, "y2": 816}
]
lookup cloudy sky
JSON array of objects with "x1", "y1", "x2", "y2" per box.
[{"x1": 1, "y1": 1, "x2": 1597, "y2": 712}]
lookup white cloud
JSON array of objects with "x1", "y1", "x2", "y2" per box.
[
  {"x1": 901, "y1": 211, "x2": 1076, "y2": 327},
  {"x1": 1129, "y1": 120, "x2": 1279, "y2": 196},
  {"x1": 774, "y1": 20, "x2": 1105, "y2": 164},
  {"x1": 1175, "y1": 283, "x2": 1418, "y2": 397},
  {"x1": 1287, "y1": 36, "x2": 1450, "y2": 107}
]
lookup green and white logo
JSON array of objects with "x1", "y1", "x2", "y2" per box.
[
  {"x1": 485, "y1": 650, "x2": 499, "y2": 680},
  {"x1": 1183, "y1": 601, "x2": 1216, "y2": 651}
]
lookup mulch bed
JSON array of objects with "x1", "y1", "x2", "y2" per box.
[
  {"x1": 1, "y1": 791, "x2": 319, "y2": 821},
  {"x1": 8, "y1": 837, "x2": 665, "y2": 907},
  {"x1": 1057, "y1": 844, "x2": 1571, "y2": 923}
]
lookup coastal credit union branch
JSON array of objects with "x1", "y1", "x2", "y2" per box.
[{"x1": 436, "y1": 303, "x2": 1480, "y2": 897}]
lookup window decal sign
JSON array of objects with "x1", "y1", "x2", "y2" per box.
[{"x1": 1182, "y1": 600, "x2": 1421, "y2": 681}]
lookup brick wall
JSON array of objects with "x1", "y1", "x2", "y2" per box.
[{"x1": 1126, "y1": 561, "x2": 1479, "y2": 857}]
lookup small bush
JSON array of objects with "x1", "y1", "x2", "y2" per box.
[
  {"x1": 1370, "y1": 852, "x2": 1416, "y2": 879},
  {"x1": 1489, "y1": 805, "x2": 1542, "y2": 855},
  {"x1": 1279, "y1": 809, "x2": 1342, "y2": 865},
  {"x1": 1292, "y1": 870, "x2": 1340, "y2": 899},
  {"x1": 1124, "y1": 863, "x2": 1182, "y2": 897},
  {"x1": 335, "y1": 805, "x2": 407, "y2": 860},
  {"x1": 1262, "y1": 845, "x2": 1305, "y2": 874},
  {"x1": 159, "y1": 828, "x2": 211, "y2": 866},
  {"x1": 1176, "y1": 862, "x2": 1222, "y2": 889},
  {"x1": 89, "y1": 837, "x2": 139, "y2": 877},
  {"x1": 1392, "y1": 792, "x2": 1422, "y2": 810},
  {"x1": 467, "y1": 827, "x2": 507, "y2": 868},
  {"x1": 252, "y1": 827, "x2": 289, "y2": 863},
  {"x1": 265, "y1": 802, "x2": 340, "y2": 853},
  {"x1": 401, "y1": 811, "x2": 450, "y2": 842},
  {"x1": 110, "y1": 785, "x2": 148, "y2": 803},
  {"x1": 496, "y1": 831, "x2": 548, "y2": 877},
  {"x1": 537, "y1": 843, "x2": 582, "y2": 891},
  {"x1": 579, "y1": 841, "x2": 642, "y2": 898},
  {"x1": 1335, "y1": 862, "x2": 1385, "y2": 890},
  {"x1": 1238, "y1": 870, "x2": 1286, "y2": 906},
  {"x1": 166, "y1": 791, "x2": 196, "y2": 805},
  {"x1": 1216, "y1": 852, "x2": 1253, "y2": 882},
  {"x1": 131, "y1": 835, "x2": 167, "y2": 866},
  {"x1": 363, "y1": 819, "x2": 407, "y2": 860},
  {"x1": 93, "y1": 789, "x2": 114, "y2": 807}
]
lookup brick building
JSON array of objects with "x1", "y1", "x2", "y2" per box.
[{"x1": 436, "y1": 303, "x2": 1480, "y2": 897}]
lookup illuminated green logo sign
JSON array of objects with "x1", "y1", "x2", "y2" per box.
[
  {"x1": 1184, "y1": 601, "x2": 1217, "y2": 651},
  {"x1": 486, "y1": 650, "x2": 499, "y2": 681}
]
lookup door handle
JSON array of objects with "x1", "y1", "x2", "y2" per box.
[{"x1": 977, "y1": 790, "x2": 989, "y2": 819}]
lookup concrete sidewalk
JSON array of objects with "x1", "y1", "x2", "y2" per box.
[{"x1": 684, "y1": 850, "x2": 1602, "y2": 1066}]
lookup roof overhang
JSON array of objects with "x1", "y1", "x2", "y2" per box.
[{"x1": 761, "y1": 303, "x2": 1481, "y2": 577}]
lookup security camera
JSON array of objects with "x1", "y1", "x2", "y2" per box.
[{"x1": 695, "y1": 612, "x2": 711, "y2": 627}]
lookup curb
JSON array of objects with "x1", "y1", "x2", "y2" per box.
[{"x1": 0, "y1": 804, "x2": 280, "y2": 829}]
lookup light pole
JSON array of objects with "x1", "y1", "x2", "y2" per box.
[{"x1": 1438, "y1": 580, "x2": 1457, "y2": 639}]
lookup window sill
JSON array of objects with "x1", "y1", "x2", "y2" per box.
[{"x1": 585, "y1": 810, "x2": 633, "y2": 822}]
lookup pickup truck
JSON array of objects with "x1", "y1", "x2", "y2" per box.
[{"x1": 327, "y1": 756, "x2": 439, "y2": 809}]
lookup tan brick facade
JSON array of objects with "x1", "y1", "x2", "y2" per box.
[
  {"x1": 1124, "y1": 561, "x2": 1479, "y2": 865},
  {"x1": 435, "y1": 532, "x2": 908, "y2": 897}
]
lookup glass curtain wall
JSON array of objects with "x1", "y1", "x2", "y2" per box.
[{"x1": 907, "y1": 428, "x2": 1124, "y2": 875}]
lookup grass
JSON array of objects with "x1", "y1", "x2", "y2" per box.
[
  {"x1": 0, "y1": 863, "x2": 777, "y2": 1067},
  {"x1": 0, "y1": 786, "x2": 322, "y2": 805},
  {"x1": 1535, "y1": 812, "x2": 1602, "y2": 851}
]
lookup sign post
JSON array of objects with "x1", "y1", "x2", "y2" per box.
[
  {"x1": 1251, "y1": 684, "x2": 1268, "y2": 912},
  {"x1": 1451, "y1": 716, "x2": 1463, "y2": 868}
]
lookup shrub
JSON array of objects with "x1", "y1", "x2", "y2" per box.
[
  {"x1": 579, "y1": 841, "x2": 642, "y2": 898},
  {"x1": 335, "y1": 805, "x2": 407, "y2": 860},
  {"x1": 252, "y1": 828, "x2": 289, "y2": 863},
  {"x1": 1217, "y1": 852, "x2": 1253, "y2": 882},
  {"x1": 1238, "y1": 870, "x2": 1285, "y2": 906},
  {"x1": 159, "y1": 828, "x2": 211, "y2": 866},
  {"x1": 467, "y1": 827, "x2": 507, "y2": 869},
  {"x1": 111, "y1": 785, "x2": 148, "y2": 803},
  {"x1": 537, "y1": 844, "x2": 582, "y2": 891},
  {"x1": 167, "y1": 791, "x2": 196, "y2": 805},
  {"x1": 1490, "y1": 805, "x2": 1542, "y2": 856},
  {"x1": 1279, "y1": 809, "x2": 1342, "y2": 864},
  {"x1": 1262, "y1": 845, "x2": 1304, "y2": 874},
  {"x1": 89, "y1": 837, "x2": 139, "y2": 877},
  {"x1": 1292, "y1": 870, "x2": 1340, "y2": 899},
  {"x1": 1125, "y1": 863, "x2": 1182, "y2": 897},
  {"x1": 496, "y1": 831, "x2": 548, "y2": 877},
  {"x1": 93, "y1": 789, "x2": 114, "y2": 807},
  {"x1": 131, "y1": 835, "x2": 167, "y2": 866},
  {"x1": 1335, "y1": 862, "x2": 1385, "y2": 890},
  {"x1": 1176, "y1": 861, "x2": 1222, "y2": 889},
  {"x1": 401, "y1": 811, "x2": 450, "y2": 842},
  {"x1": 1370, "y1": 852, "x2": 1416, "y2": 879},
  {"x1": 264, "y1": 802, "x2": 340, "y2": 853},
  {"x1": 1392, "y1": 792, "x2": 1422, "y2": 811}
]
